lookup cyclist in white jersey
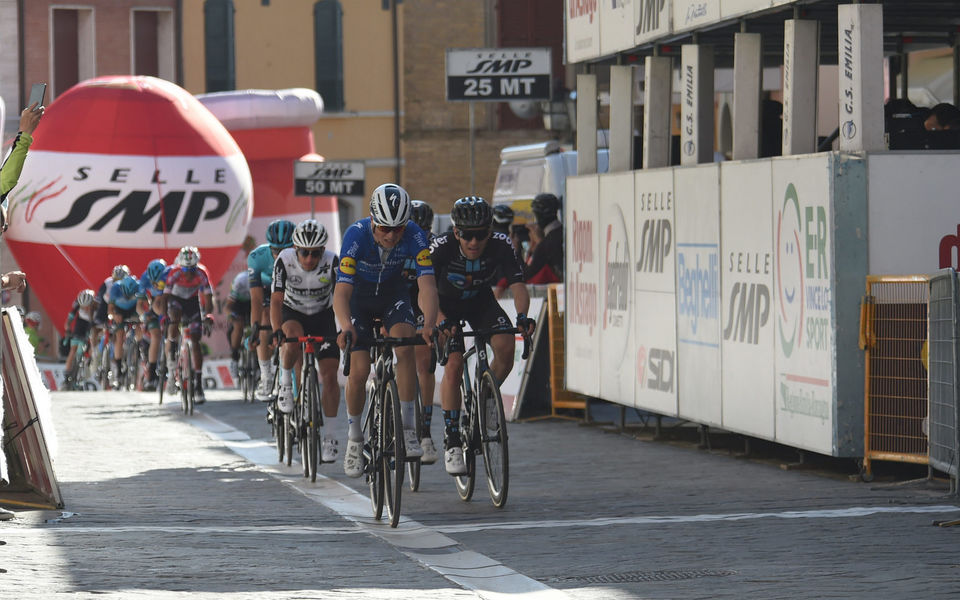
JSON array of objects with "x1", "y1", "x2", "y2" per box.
[{"x1": 271, "y1": 220, "x2": 342, "y2": 461}]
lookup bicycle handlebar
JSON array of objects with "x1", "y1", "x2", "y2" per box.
[
  {"x1": 439, "y1": 325, "x2": 531, "y2": 362},
  {"x1": 341, "y1": 329, "x2": 438, "y2": 376}
]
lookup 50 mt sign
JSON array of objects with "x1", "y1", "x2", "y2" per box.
[
  {"x1": 294, "y1": 160, "x2": 365, "y2": 198},
  {"x1": 446, "y1": 47, "x2": 552, "y2": 103}
]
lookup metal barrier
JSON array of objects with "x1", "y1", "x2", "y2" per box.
[
  {"x1": 860, "y1": 275, "x2": 930, "y2": 480},
  {"x1": 928, "y1": 270, "x2": 960, "y2": 494}
]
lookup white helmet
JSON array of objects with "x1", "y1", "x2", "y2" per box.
[
  {"x1": 292, "y1": 219, "x2": 328, "y2": 249},
  {"x1": 178, "y1": 246, "x2": 200, "y2": 268},
  {"x1": 77, "y1": 289, "x2": 95, "y2": 307},
  {"x1": 112, "y1": 264, "x2": 130, "y2": 280},
  {"x1": 25, "y1": 311, "x2": 41, "y2": 325},
  {"x1": 370, "y1": 183, "x2": 411, "y2": 227}
]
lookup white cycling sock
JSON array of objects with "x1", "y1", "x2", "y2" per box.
[
  {"x1": 280, "y1": 368, "x2": 293, "y2": 385},
  {"x1": 347, "y1": 413, "x2": 363, "y2": 442},
  {"x1": 259, "y1": 359, "x2": 271, "y2": 379},
  {"x1": 324, "y1": 412, "x2": 342, "y2": 437},
  {"x1": 400, "y1": 400, "x2": 416, "y2": 430}
]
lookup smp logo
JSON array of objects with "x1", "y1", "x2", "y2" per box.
[
  {"x1": 776, "y1": 183, "x2": 805, "y2": 357},
  {"x1": 45, "y1": 189, "x2": 231, "y2": 233},
  {"x1": 636, "y1": 0, "x2": 666, "y2": 34},
  {"x1": 636, "y1": 218, "x2": 671, "y2": 273},
  {"x1": 723, "y1": 281, "x2": 770, "y2": 344}
]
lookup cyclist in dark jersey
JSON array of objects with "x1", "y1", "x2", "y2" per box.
[
  {"x1": 400, "y1": 200, "x2": 440, "y2": 464},
  {"x1": 430, "y1": 196, "x2": 535, "y2": 474}
]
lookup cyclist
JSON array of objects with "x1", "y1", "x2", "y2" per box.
[
  {"x1": 249, "y1": 219, "x2": 296, "y2": 400},
  {"x1": 430, "y1": 196, "x2": 535, "y2": 474},
  {"x1": 158, "y1": 246, "x2": 214, "y2": 403},
  {"x1": 63, "y1": 289, "x2": 96, "y2": 388},
  {"x1": 136, "y1": 258, "x2": 169, "y2": 391},
  {"x1": 334, "y1": 183, "x2": 438, "y2": 478},
  {"x1": 90, "y1": 264, "x2": 130, "y2": 372},
  {"x1": 226, "y1": 270, "x2": 251, "y2": 379},
  {"x1": 401, "y1": 200, "x2": 440, "y2": 464},
  {"x1": 271, "y1": 219, "x2": 341, "y2": 461},
  {"x1": 107, "y1": 274, "x2": 143, "y2": 388}
]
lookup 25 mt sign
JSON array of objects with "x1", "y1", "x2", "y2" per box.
[{"x1": 446, "y1": 48, "x2": 552, "y2": 102}]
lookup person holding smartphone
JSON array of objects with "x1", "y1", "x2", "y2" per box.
[{"x1": 1, "y1": 90, "x2": 45, "y2": 229}]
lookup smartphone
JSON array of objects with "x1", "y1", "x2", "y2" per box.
[{"x1": 27, "y1": 82, "x2": 46, "y2": 111}]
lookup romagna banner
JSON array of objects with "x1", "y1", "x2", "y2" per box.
[{"x1": 564, "y1": 175, "x2": 600, "y2": 397}]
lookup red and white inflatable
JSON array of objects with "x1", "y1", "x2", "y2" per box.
[
  {"x1": 4, "y1": 76, "x2": 253, "y2": 332},
  {"x1": 195, "y1": 88, "x2": 339, "y2": 249}
]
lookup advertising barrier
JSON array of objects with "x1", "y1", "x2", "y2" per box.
[
  {"x1": 564, "y1": 175, "x2": 601, "y2": 397},
  {"x1": 674, "y1": 164, "x2": 722, "y2": 425},
  {"x1": 634, "y1": 168, "x2": 678, "y2": 414}
]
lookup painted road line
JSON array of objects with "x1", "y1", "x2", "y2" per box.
[{"x1": 186, "y1": 409, "x2": 567, "y2": 600}]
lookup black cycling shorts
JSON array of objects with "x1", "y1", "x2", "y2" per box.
[
  {"x1": 280, "y1": 305, "x2": 340, "y2": 361},
  {"x1": 439, "y1": 290, "x2": 512, "y2": 355},
  {"x1": 349, "y1": 281, "x2": 416, "y2": 352}
]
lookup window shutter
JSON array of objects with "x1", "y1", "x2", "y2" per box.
[
  {"x1": 314, "y1": 1, "x2": 344, "y2": 112},
  {"x1": 204, "y1": 0, "x2": 236, "y2": 92}
]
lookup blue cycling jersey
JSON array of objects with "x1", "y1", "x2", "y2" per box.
[
  {"x1": 108, "y1": 276, "x2": 140, "y2": 311},
  {"x1": 138, "y1": 266, "x2": 170, "y2": 300},
  {"x1": 247, "y1": 243, "x2": 276, "y2": 290},
  {"x1": 337, "y1": 218, "x2": 434, "y2": 294}
]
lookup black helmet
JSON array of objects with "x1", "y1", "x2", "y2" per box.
[
  {"x1": 451, "y1": 196, "x2": 493, "y2": 229},
  {"x1": 492, "y1": 204, "x2": 514, "y2": 226},
  {"x1": 531, "y1": 193, "x2": 561, "y2": 221},
  {"x1": 410, "y1": 200, "x2": 434, "y2": 232}
]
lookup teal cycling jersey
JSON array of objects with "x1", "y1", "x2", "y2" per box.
[{"x1": 247, "y1": 243, "x2": 276, "y2": 290}]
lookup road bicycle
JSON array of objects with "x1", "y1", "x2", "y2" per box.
[
  {"x1": 171, "y1": 315, "x2": 208, "y2": 416},
  {"x1": 263, "y1": 341, "x2": 290, "y2": 465},
  {"x1": 281, "y1": 334, "x2": 336, "y2": 482},
  {"x1": 117, "y1": 318, "x2": 144, "y2": 391},
  {"x1": 238, "y1": 326, "x2": 259, "y2": 404},
  {"x1": 343, "y1": 326, "x2": 436, "y2": 528},
  {"x1": 441, "y1": 323, "x2": 529, "y2": 508},
  {"x1": 63, "y1": 337, "x2": 90, "y2": 391},
  {"x1": 406, "y1": 381, "x2": 425, "y2": 492}
]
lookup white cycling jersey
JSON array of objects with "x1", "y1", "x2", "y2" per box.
[{"x1": 271, "y1": 247, "x2": 338, "y2": 315}]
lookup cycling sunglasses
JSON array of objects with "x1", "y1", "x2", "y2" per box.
[
  {"x1": 457, "y1": 227, "x2": 490, "y2": 241},
  {"x1": 376, "y1": 224, "x2": 406, "y2": 234},
  {"x1": 297, "y1": 248, "x2": 323, "y2": 258}
]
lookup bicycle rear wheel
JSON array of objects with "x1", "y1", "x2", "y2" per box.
[
  {"x1": 273, "y1": 400, "x2": 285, "y2": 463},
  {"x1": 454, "y1": 393, "x2": 477, "y2": 502},
  {"x1": 382, "y1": 378, "x2": 404, "y2": 527},
  {"x1": 283, "y1": 411, "x2": 294, "y2": 467},
  {"x1": 157, "y1": 347, "x2": 169, "y2": 405},
  {"x1": 478, "y1": 370, "x2": 509, "y2": 508},
  {"x1": 365, "y1": 385, "x2": 384, "y2": 520},
  {"x1": 305, "y1": 367, "x2": 320, "y2": 482},
  {"x1": 406, "y1": 383, "x2": 423, "y2": 492}
]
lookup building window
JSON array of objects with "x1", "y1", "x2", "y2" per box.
[
  {"x1": 132, "y1": 9, "x2": 175, "y2": 81},
  {"x1": 204, "y1": 0, "x2": 236, "y2": 92},
  {"x1": 51, "y1": 7, "x2": 95, "y2": 99},
  {"x1": 314, "y1": 0, "x2": 344, "y2": 112}
]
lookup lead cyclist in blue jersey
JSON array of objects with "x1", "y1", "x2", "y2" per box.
[{"x1": 334, "y1": 183, "x2": 439, "y2": 478}]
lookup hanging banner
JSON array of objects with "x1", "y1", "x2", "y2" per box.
[{"x1": 566, "y1": 0, "x2": 601, "y2": 63}]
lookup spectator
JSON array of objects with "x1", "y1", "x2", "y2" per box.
[
  {"x1": 923, "y1": 102, "x2": 960, "y2": 131},
  {"x1": 491, "y1": 204, "x2": 514, "y2": 236},
  {"x1": 0, "y1": 100, "x2": 42, "y2": 522},
  {"x1": 22, "y1": 311, "x2": 48, "y2": 355},
  {"x1": 524, "y1": 193, "x2": 563, "y2": 284}
]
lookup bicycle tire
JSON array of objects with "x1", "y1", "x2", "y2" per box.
[
  {"x1": 273, "y1": 400, "x2": 285, "y2": 463},
  {"x1": 157, "y1": 346, "x2": 169, "y2": 405},
  {"x1": 383, "y1": 378, "x2": 404, "y2": 528},
  {"x1": 478, "y1": 370, "x2": 509, "y2": 508},
  {"x1": 284, "y1": 411, "x2": 294, "y2": 467},
  {"x1": 98, "y1": 343, "x2": 111, "y2": 390},
  {"x1": 365, "y1": 383, "x2": 385, "y2": 520},
  {"x1": 406, "y1": 383, "x2": 422, "y2": 492},
  {"x1": 306, "y1": 364, "x2": 320, "y2": 482},
  {"x1": 124, "y1": 338, "x2": 138, "y2": 391},
  {"x1": 454, "y1": 391, "x2": 477, "y2": 502}
]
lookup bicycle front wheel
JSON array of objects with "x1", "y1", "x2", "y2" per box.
[
  {"x1": 305, "y1": 365, "x2": 320, "y2": 482},
  {"x1": 382, "y1": 378, "x2": 404, "y2": 527},
  {"x1": 479, "y1": 370, "x2": 509, "y2": 508},
  {"x1": 364, "y1": 385, "x2": 384, "y2": 520},
  {"x1": 406, "y1": 382, "x2": 423, "y2": 492},
  {"x1": 455, "y1": 393, "x2": 477, "y2": 502}
]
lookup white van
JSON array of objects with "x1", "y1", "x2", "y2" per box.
[{"x1": 491, "y1": 139, "x2": 609, "y2": 225}]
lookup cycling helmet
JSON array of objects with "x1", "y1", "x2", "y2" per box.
[
  {"x1": 147, "y1": 259, "x2": 167, "y2": 283},
  {"x1": 410, "y1": 200, "x2": 434, "y2": 232},
  {"x1": 119, "y1": 277, "x2": 139, "y2": 298},
  {"x1": 370, "y1": 183, "x2": 411, "y2": 227},
  {"x1": 292, "y1": 219, "x2": 328, "y2": 248},
  {"x1": 531, "y1": 193, "x2": 561, "y2": 222},
  {"x1": 77, "y1": 288, "x2": 95, "y2": 307},
  {"x1": 492, "y1": 204, "x2": 514, "y2": 226},
  {"x1": 178, "y1": 246, "x2": 200, "y2": 268},
  {"x1": 266, "y1": 219, "x2": 296, "y2": 249},
  {"x1": 25, "y1": 311, "x2": 41, "y2": 326},
  {"x1": 112, "y1": 264, "x2": 131, "y2": 280},
  {"x1": 450, "y1": 196, "x2": 493, "y2": 229}
]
